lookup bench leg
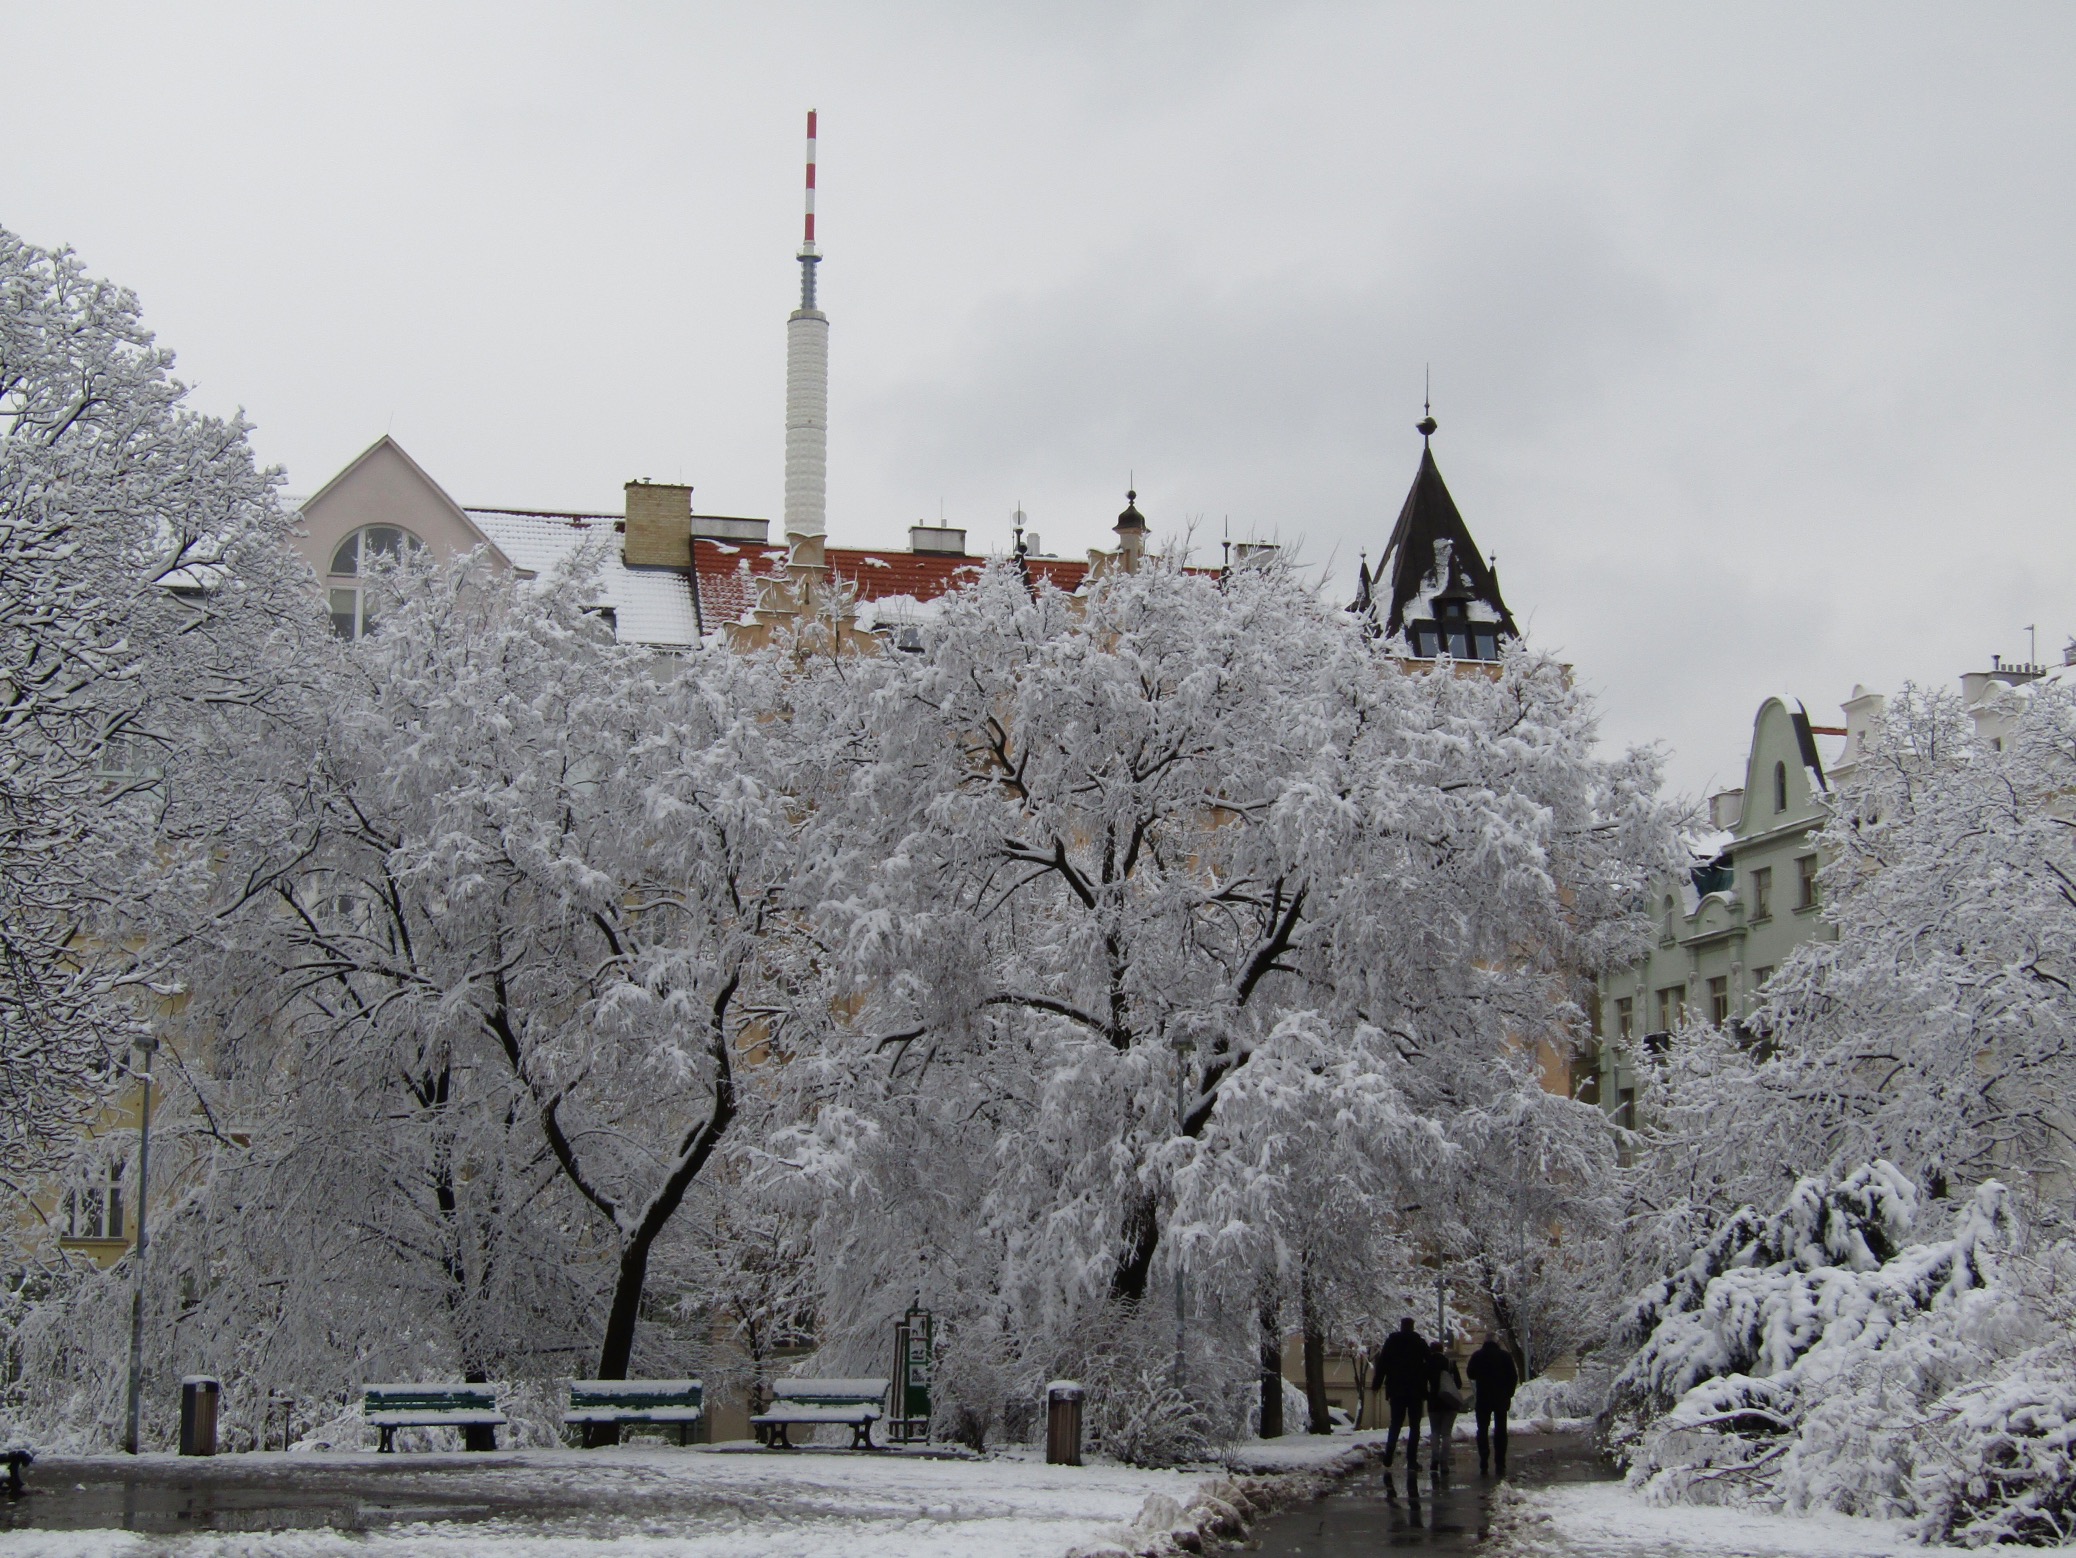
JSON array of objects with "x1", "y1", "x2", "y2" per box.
[
  {"x1": 677, "y1": 1422, "x2": 688, "y2": 1448},
  {"x1": 378, "y1": 1427, "x2": 394, "y2": 1454},
  {"x1": 854, "y1": 1421, "x2": 876, "y2": 1450}
]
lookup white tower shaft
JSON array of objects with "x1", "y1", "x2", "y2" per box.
[
  {"x1": 784, "y1": 109, "x2": 827, "y2": 555},
  {"x1": 784, "y1": 310, "x2": 828, "y2": 545}
]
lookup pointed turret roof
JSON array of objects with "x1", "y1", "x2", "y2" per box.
[
  {"x1": 1348, "y1": 551, "x2": 1375, "y2": 628},
  {"x1": 1366, "y1": 425, "x2": 1517, "y2": 649}
]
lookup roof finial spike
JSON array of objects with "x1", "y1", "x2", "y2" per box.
[{"x1": 1417, "y1": 365, "x2": 1437, "y2": 442}]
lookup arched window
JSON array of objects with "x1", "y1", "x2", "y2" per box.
[
  {"x1": 327, "y1": 525, "x2": 423, "y2": 639},
  {"x1": 1773, "y1": 760, "x2": 1788, "y2": 813}
]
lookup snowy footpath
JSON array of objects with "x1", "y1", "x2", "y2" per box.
[
  {"x1": 0, "y1": 1433, "x2": 1384, "y2": 1558},
  {"x1": 1498, "y1": 1482, "x2": 1966, "y2": 1558}
]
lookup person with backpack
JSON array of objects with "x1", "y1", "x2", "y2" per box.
[
  {"x1": 1465, "y1": 1331, "x2": 1519, "y2": 1477},
  {"x1": 1370, "y1": 1316, "x2": 1429, "y2": 1473}
]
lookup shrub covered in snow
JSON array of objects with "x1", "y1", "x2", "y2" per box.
[{"x1": 1609, "y1": 1163, "x2": 2076, "y2": 1544}]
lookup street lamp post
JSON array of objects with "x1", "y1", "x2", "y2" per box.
[
  {"x1": 1170, "y1": 1033, "x2": 1195, "y2": 1387},
  {"x1": 122, "y1": 1035, "x2": 159, "y2": 1456}
]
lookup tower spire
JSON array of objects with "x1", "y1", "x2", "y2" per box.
[
  {"x1": 784, "y1": 109, "x2": 830, "y2": 563},
  {"x1": 798, "y1": 109, "x2": 821, "y2": 309},
  {"x1": 1418, "y1": 365, "x2": 1437, "y2": 442}
]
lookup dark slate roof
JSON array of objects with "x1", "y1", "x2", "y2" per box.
[{"x1": 1368, "y1": 442, "x2": 1518, "y2": 642}]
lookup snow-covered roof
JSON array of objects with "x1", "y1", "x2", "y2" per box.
[
  {"x1": 686, "y1": 541, "x2": 1094, "y2": 630},
  {"x1": 1368, "y1": 438, "x2": 1518, "y2": 645},
  {"x1": 467, "y1": 509, "x2": 700, "y2": 649}
]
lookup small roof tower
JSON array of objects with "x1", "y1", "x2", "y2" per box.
[{"x1": 1356, "y1": 407, "x2": 1517, "y2": 660}]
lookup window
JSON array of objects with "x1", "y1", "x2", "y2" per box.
[
  {"x1": 1473, "y1": 632, "x2": 1497, "y2": 660},
  {"x1": 1615, "y1": 996, "x2": 1634, "y2": 1044},
  {"x1": 329, "y1": 525, "x2": 418, "y2": 578},
  {"x1": 1414, "y1": 630, "x2": 1439, "y2": 657},
  {"x1": 1749, "y1": 866, "x2": 1773, "y2": 920},
  {"x1": 1655, "y1": 984, "x2": 1684, "y2": 1034},
  {"x1": 1708, "y1": 977, "x2": 1729, "y2": 1026},
  {"x1": 1774, "y1": 761, "x2": 1788, "y2": 813},
  {"x1": 327, "y1": 525, "x2": 424, "y2": 640},
  {"x1": 1447, "y1": 631, "x2": 1469, "y2": 658},
  {"x1": 65, "y1": 1159, "x2": 125, "y2": 1241},
  {"x1": 1797, "y1": 854, "x2": 1819, "y2": 910}
]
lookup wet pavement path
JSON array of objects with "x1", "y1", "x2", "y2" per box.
[
  {"x1": 1248, "y1": 1431, "x2": 1615, "y2": 1555},
  {"x1": 0, "y1": 1452, "x2": 546, "y2": 1534}
]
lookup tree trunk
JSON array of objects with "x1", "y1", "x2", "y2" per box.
[
  {"x1": 1301, "y1": 1269, "x2": 1331, "y2": 1434},
  {"x1": 1258, "y1": 1295, "x2": 1284, "y2": 1438},
  {"x1": 1110, "y1": 1190, "x2": 1160, "y2": 1308},
  {"x1": 461, "y1": 1368, "x2": 498, "y2": 1451},
  {"x1": 596, "y1": 1234, "x2": 656, "y2": 1382}
]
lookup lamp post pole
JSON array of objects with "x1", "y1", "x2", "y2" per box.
[
  {"x1": 1170, "y1": 1034, "x2": 1195, "y2": 1387},
  {"x1": 122, "y1": 1035, "x2": 159, "y2": 1455}
]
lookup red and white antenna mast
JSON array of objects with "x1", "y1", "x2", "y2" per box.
[{"x1": 798, "y1": 109, "x2": 821, "y2": 307}]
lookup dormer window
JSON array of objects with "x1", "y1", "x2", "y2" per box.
[{"x1": 327, "y1": 525, "x2": 424, "y2": 638}]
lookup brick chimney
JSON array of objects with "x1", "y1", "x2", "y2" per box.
[{"x1": 624, "y1": 481, "x2": 692, "y2": 567}]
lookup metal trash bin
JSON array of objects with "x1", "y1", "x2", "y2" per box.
[
  {"x1": 1046, "y1": 1380, "x2": 1083, "y2": 1466},
  {"x1": 179, "y1": 1376, "x2": 220, "y2": 1457}
]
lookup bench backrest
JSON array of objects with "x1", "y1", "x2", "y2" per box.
[
  {"x1": 364, "y1": 1383, "x2": 498, "y2": 1414},
  {"x1": 769, "y1": 1377, "x2": 889, "y2": 1409},
  {"x1": 568, "y1": 1379, "x2": 703, "y2": 1412}
]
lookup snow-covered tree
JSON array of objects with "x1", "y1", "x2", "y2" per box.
[
  {"x1": 1608, "y1": 1161, "x2": 2076, "y2": 1545},
  {"x1": 158, "y1": 549, "x2": 805, "y2": 1401},
  {"x1": 1629, "y1": 680, "x2": 2076, "y2": 1241},
  {"x1": 780, "y1": 557, "x2": 1668, "y2": 1440},
  {"x1": 0, "y1": 227, "x2": 309, "y2": 1210}
]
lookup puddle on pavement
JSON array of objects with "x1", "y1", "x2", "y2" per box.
[
  {"x1": 0, "y1": 1468, "x2": 505, "y2": 1535},
  {"x1": 1248, "y1": 1431, "x2": 1615, "y2": 1555}
]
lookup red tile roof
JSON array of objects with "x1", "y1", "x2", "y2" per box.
[{"x1": 688, "y1": 539, "x2": 1092, "y2": 632}]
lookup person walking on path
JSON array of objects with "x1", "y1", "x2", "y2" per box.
[
  {"x1": 1424, "y1": 1340, "x2": 1465, "y2": 1482},
  {"x1": 1466, "y1": 1332, "x2": 1518, "y2": 1477},
  {"x1": 1371, "y1": 1316, "x2": 1429, "y2": 1472}
]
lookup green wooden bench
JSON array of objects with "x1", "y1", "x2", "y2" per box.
[
  {"x1": 362, "y1": 1383, "x2": 505, "y2": 1453},
  {"x1": 564, "y1": 1379, "x2": 704, "y2": 1445},
  {"x1": 752, "y1": 1378, "x2": 890, "y2": 1450}
]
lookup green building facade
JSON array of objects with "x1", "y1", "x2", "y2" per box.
[{"x1": 1595, "y1": 695, "x2": 1856, "y2": 1122}]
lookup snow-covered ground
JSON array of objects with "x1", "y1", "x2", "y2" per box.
[
  {"x1": 1504, "y1": 1482, "x2": 1963, "y2": 1558},
  {"x1": 0, "y1": 1434, "x2": 1381, "y2": 1558}
]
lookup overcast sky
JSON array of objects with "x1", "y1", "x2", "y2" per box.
[{"x1": 4, "y1": 3, "x2": 2072, "y2": 798}]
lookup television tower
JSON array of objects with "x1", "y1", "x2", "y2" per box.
[{"x1": 784, "y1": 109, "x2": 828, "y2": 568}]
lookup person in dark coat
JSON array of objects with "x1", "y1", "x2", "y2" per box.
[
  {"x1": 1465, "y1": 1332, "x2": 1519, "y2": 1476},
  {"x1": 1370, "y1": 1316, "x2": 1429, "y2": 1470},
  {"x1": 1424, "y1": 1340, "x2": 1465, "y2": 1481}
]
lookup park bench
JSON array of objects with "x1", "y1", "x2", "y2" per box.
[
  {"x1": 2, "y1": 1448, "x2": 31, "y2": 1497},
  {"x1": 362, "y1": 1383, "x2": 506, "y2": 1453},
  {"x1": 751, "y1": 1378, "x2": 890, "y2": 1450},
  {"x1": 564, "y1": 1379, "x2": 704, "y2": 1446}
]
